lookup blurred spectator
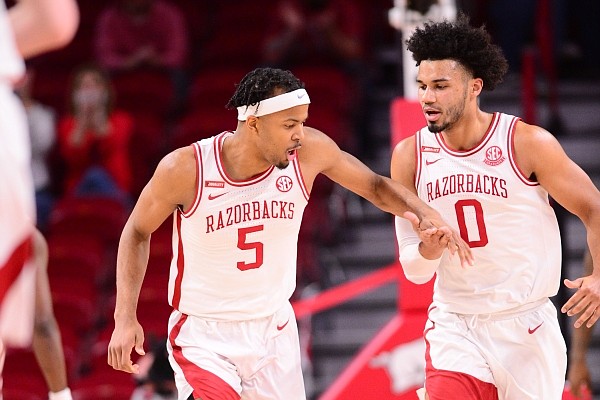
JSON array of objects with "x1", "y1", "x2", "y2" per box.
[
  {"x1": 130, "y1": 339, "x2": 176, "y2": 400},
  {"x1": 262, "y1": 0, "x2": 365, "y2": 71},
  {"x1": 56, "y1": 64, "x2": 133, "y2": 200},
  {"x1": 94, "y1": 0, "x2": 189, "y2": 113},
  {"x1": 262, "y1": 0, "x2": 370, "y2": 156},
  {"x1": 13, "y1": 69, "x2": 57, "y2": 232}
]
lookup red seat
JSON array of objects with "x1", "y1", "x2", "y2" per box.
[
  {"x1": 48, "y1": 196, "x2": 129, "y2": 248},
  {"x1": 2, "y1": 388, "x2": 45, "y2": 400},
  {"x1": 129, "y1": 113, "x2": 167, "y2": 196},
  {"x1": 170, "y1": 107, "x2": 235, "y2": 150},
  {"x1": 2, "y1": 348, "x2": 48, "y2": 397},
  {"x1": 293, "y1": 66, "x2": 354, "y2": 114},
  {"x1": 111, "y1": 69, "x2": 175, "y2": 119},
  {"x1": 52, "y1": 291, "x2": 97, "y2": 335},
  {"x1": 198, "y1": 3, "x2": 270, "y2": 68},
  {"x1": 188, "y1": 67, "x2": 248, "y2": 111},
  {"x1": 46, "y1": 233, "x2": 107, "y2": 287}
]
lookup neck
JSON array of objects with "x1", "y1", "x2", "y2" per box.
[
  {"x1": 440, "y1": 109, "x2": 493, "y2": 151},
  {"x1": 221, "y1": 130, "x2": 271, "y2": 181}
]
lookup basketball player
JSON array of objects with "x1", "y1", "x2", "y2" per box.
[
  {"x1": 0, "y1": 0, "x2": 78, "y2": 396},
  {"x1": 107, "y1": 67, "x2": 473, "y2": 400},
  {"x1": 391, "y1": 15, "x2": 600, "y2": 400}
]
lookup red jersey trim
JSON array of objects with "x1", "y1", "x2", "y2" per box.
[
  {"x1": 292, "y1": 156, "x2": 309, "y2": 201},
  {"x1": 507, "y1": 117, "x2": 539, "y2": 186},
  {"x1": 181, "y1": 142, "x2": 204, "y2": 218},
  {"x1": 169, "y1": 313, "x2": 241, "y2": 400},
  {"x1": 171, "y1": 213, "x2": 185, "y2": 310},
  {"x1": 436, "y1": 112, "x2": 500, "y2": 157},
  {"x1": 0, "y1": 236, "x2": 32, "y2": 306},
  {"x1": 415, "y1": 131, "x2": 422, "y2": 189},
  {"x1": 214, "y1": 132, "x2": 275, "y2": 187}
]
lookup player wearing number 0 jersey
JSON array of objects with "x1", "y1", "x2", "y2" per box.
[
  {"x1": 410, "y1": 112, "x2": 566, "y2": 398},
  {"x1": 393, "y1": 15, "x2": 600, "y2": 400},
  {"x1": 170, "y1": 130, "x2": 308, "y2": 320},
  {"x1": 414, "y1": 112, "x2": 561, "y2": 314}
]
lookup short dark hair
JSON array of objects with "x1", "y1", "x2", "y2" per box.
[
  {"x1": 405, "y1": 14, "x2": 508, "y2": 90},
  {"x1": 226, "y1": 67, "x2": 305, "y2": 110}
]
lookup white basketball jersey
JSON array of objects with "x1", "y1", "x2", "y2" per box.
[
  {"x1": 415, "y1": 112, "x2": 561, "y2": 314},
  {"x1": 0, "y1": 1, "x2": 24, "y2": 83},
  {"x1": 0, "y1": 0, "x2": 35, "y2": 349},
  {"x1": 168, "y1": 132, "x2": 309, "y2": 320}
]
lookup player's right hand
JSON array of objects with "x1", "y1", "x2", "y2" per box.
[
  {"x1": 403, "y1": 211, "x2": 474, "y2": 268},
  {"x1": 107, "y1": 318, "x2": 146, "y2": 374}
]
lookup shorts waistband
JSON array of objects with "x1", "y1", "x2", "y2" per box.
[{"x1": 454, "y1": 298, "x2": 549, "y2": 322}]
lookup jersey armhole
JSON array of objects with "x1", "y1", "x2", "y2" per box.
[
  {"x1": 181, "y1": 142, "x2": 203, "y2": 217},
  {"x1": 507, "y1": 117, "x2": 539, "y2": 186},
  {"x1": 415, "y1": 130, "x2": 422, "y2": 189},
  {"x1": 292, "y1": 156, "x2": 310, "y2": 202}
]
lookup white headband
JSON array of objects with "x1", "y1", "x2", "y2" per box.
[{"x1": 237, "y1": 88, "x2": 310, "y2": 121}]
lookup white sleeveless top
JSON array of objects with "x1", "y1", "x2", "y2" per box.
[
  {"x1": 0, "y1": 1, "x2": 24, "y2": 83},
  {"x1": 415, "y1": 112, "x2": 561, "y2": 314},
  {"x1": 0, "y1": 0, "x2": 35, "y2": 347},
  {"x1": 168, "y1": 132, "x2": 309, "y2": 320}
]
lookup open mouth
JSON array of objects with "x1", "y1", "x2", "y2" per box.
[
  {"x1": 287, "y1": 148, "x2": 297, "y2": 161},
  {"x1": 424, "y1": 109, "x2": 441, "y2": 122}
]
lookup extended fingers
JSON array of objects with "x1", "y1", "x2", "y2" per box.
[{"x1": 575, "y1": 305, "x2": 599, "y2": 328}]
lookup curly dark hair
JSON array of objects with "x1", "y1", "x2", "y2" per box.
[
  {"x1": 405, "y1": 14, "x2": 508, "y2": 90},
  {"x1": 226, "y1": 67, "x2": 305, "y2": 110}
]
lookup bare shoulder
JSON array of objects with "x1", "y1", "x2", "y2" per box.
[
  {"x1": 513, "y1": 120, "x2": 558, "y2": 147},
  {"x1": 149, "y1": 145, "x2": 197, "y2": 207},
  {"x1": 513, "y1": 120, "x2": 565, "y2": 178},
  {"x1": 157, "y1": 145, "x2": 196, "y2": 175},
  {"x1": 390, "y1": 135, "x2": 416, "y2": 180},
  {"x1": 298, "y1": 125, "x2": 339, "y2": 164}
]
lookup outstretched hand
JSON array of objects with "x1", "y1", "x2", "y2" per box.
[
  {"x1": 562, "y1": 274, "x2": 600, "y2": 328},
  {"x1": 403, "y1": 211, "x2": 474, "y2": 268}
]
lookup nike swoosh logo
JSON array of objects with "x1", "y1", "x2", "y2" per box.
[
  {"x1": 277, "y1": 318, "x2": 290, "y2": 331},
  {"x1": 528, "y1": 321, "x2": 544, "y2": 334},
  {"x1": 208, "y1": 192, "x2": 228, "y2": 200},
  {"x1": 426, "y1": 159, "x2": 442, "y2": 166},
  {"x1": 297, "y1": 93, "x2": 305, "y2": 98}
]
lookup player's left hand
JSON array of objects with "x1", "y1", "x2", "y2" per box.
[{"x1": 562, "y1": 274, "x2": 600, "y2": 328}]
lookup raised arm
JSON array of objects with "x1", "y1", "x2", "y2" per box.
[
  {"x1": 9, "y1": 0, "x2": 79, "y2": 59},
  {"x1": 108, "y1": 146, "x2": 196, "y2": 374},
  {"x1": 301, "y1": 126, "x2": 472, "y2": 267}
]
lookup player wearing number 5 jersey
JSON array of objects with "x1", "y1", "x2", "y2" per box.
[
  {"x1": 392, "y1": 15, "x2": 600, "y2": 400},
  {"x1": 107, "y1": 67, "x2": 473, "y2": 400}
]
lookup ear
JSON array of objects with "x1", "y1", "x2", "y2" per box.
[
  {"x1": 246, "y1": 116, "x2": 259, "y2": 133},
  {"x1": 471, "y1": 78, "x2": 483, "y2": 96}
]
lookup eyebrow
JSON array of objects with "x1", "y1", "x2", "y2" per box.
[{"x1": 416, "y1": 78, "x2": 451, "y2": 84}]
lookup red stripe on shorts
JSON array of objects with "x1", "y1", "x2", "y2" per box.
[
  {"x1": 0, "y1": 237, "x2": 32, "y2": 305},
  {"x1": 169, "y1": 313, "x2": 240, "y2": 400},
  {"x1": 423, "y1": 307, "x2": 498, "y2": 400}
]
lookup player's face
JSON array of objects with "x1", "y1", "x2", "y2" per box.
[
  {"x1": 255, "y1": 105, "x2": 308, "y2": 169},
  {"x1": 416, "y1": 60, "x2": 470, "y2": 133}
]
